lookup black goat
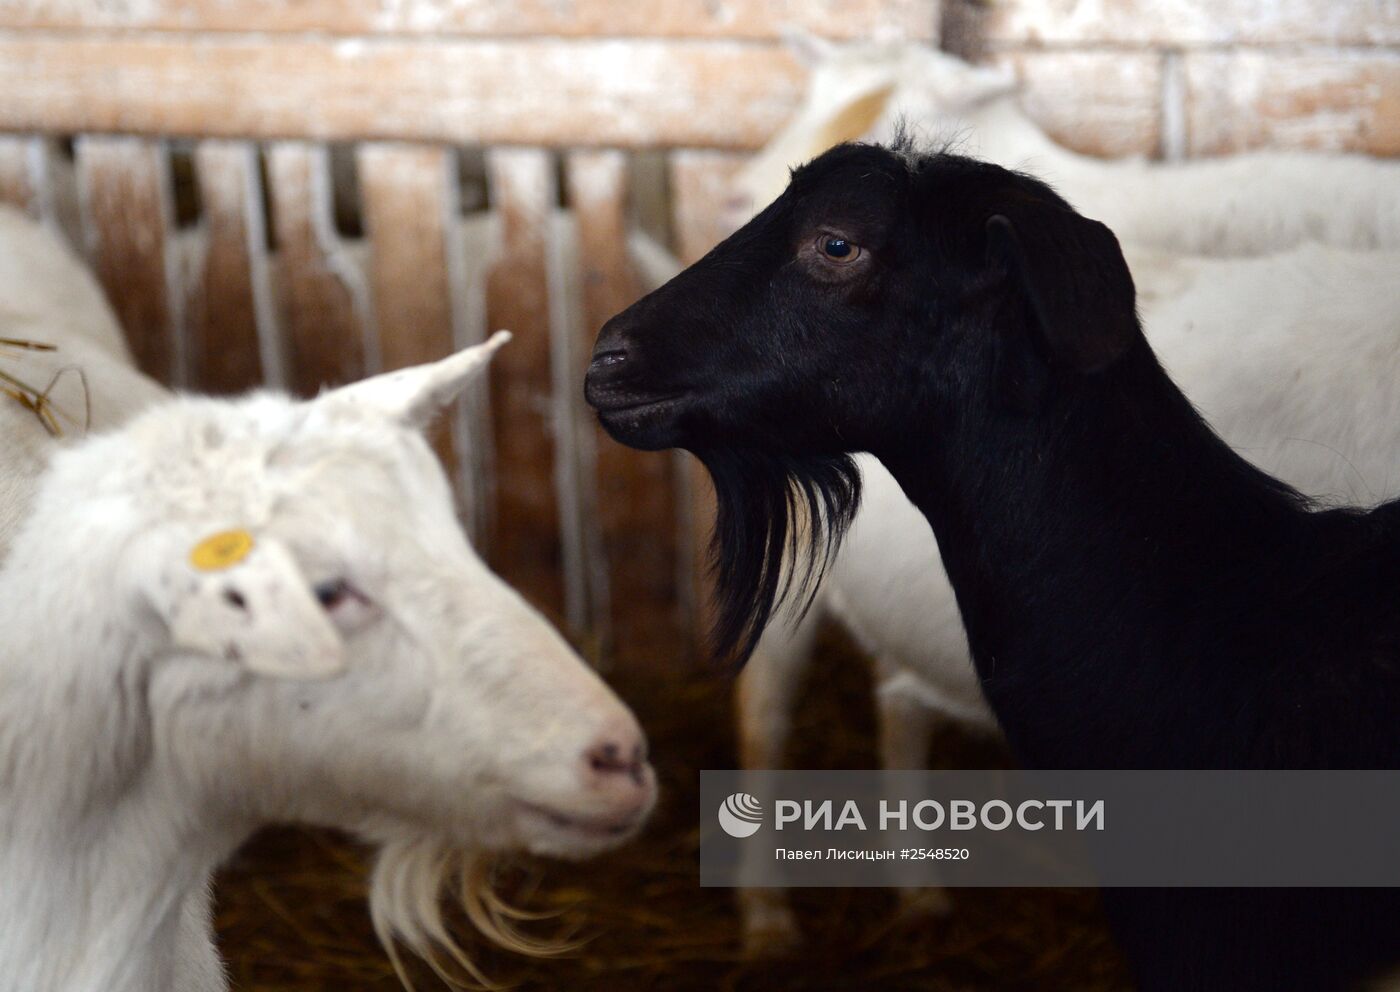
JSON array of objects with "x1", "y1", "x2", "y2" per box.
[{"x1": 585, "y1": 141, "x2": 1400, "y2": 990}]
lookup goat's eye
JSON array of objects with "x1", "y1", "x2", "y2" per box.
[
  {"x1": 817, "y1": 235, "x2": 862, "y2": 263},
  {"x1": 312, "y1": 578, "x2": 378, "y2": 635},
  {"x1": 313, "y1": 579, "x2": 353, "y2": 610}
]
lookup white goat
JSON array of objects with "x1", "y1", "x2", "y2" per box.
[
  {"x1": 728, "y1": 37, "x2": 1400, "y2": 255},
  {"x1": 0, "y1": 205, "x2": 165, "y2": 546},
  {"x1": 737, "y1": 243, "x2": 1400, "y2": 950},
  {"x1": 0, "y1": 225, "x2": 657, "y2": 988}
]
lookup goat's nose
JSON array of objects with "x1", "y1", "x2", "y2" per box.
[
  {"x1": 588, "y1": 313, "x2": 633, "y2": 373},
  {"x1": 584, "y1": 332, "x2": 635, "y2": 408},
  {"x1": 589, "y1": 348, "x2": 628, "y2": 371},
  {"x1": 582, "y1": 724, "x2": 650, "y2": 789}
]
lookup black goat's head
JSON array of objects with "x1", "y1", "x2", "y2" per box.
[{"x1": 584, "y1": 141, "x2": 1140, "y2": 662}]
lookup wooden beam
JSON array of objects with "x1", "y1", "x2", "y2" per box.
[
  {"x1": 74, "y1": 136, "x2": 179, "y2": 384},
  {"x1": 567, "y1": 149, "x2": 684, "y2": 667},
  {"x1": 185, "y1": 142, "x2": 269, "y2": 394},
  {"x1": 0, "y1": 34, "x2": 805, "y2": 150},
  {"x1": 0, "y1": 0, "x2": 938, "y2": 41},
  {"x1": 266, "y1": 143, "x2": 372, "y2": 397},
  {"x1": 485, "y1": 148, "x2": 567, "y2": 624}
]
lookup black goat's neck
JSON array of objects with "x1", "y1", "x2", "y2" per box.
[{"x1": 875, "y1": 345, "x2": 1310, "y2": 767}]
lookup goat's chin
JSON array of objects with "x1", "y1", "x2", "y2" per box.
[
  {"x1": 510, "y1": 797, "x2": 651, "y2": 860},
  {"x1": 593, "y1": 396, "x2": 687, "y2": 450}
]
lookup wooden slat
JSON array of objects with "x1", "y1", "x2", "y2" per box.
[
  {"x1": 0, "y1": 35, "x2": 805, "y2": 151},
  {"x1": 0, "y1": 134, "x2": 37, "y2": 213},
  {"x1": 360, "y1": 145, "x2": 456, "y2": 372},
  {"x1": 0, "y1": 0, "x2": 938, "y2": 41},
  {"x1": 359, "y1": 143, "x2": 462, "y2": 493},
  {"x1": 981, "y1": 0, "x2": 1400, "y2": 47},
  {"x1": 266, "y1": 142, "x2": 371, "y2": 397},
  {"x1": 667, "y1": 150, "x2": 750, "y2": 660},
  {"x1": 29, "y1": 139, "x2": 83, "y2": 249},
  {"x1": 75, "y1": 136, "x2": 179, "y2": 384},
  {"x1": 1184, "y1": 51, "x2": 1400, "y2": 156},
  {"x1": 185, "y1": 142, "x2": 268, "y2": 394},
  {"x1": 668, "y1": 150, "x2": 749, "y2": 265},
  {"x1": 567, "y1": 149, "x2": 683, "y2": 666},
  {"x1": 485, "y1": 148, "x2": 566, "y2": 623},
  {"x1": 446, "y1": 209, "x2": 495, "y2": 552}
]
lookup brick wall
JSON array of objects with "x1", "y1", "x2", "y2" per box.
[{"x1": 949, "y1": 0, "x2": 1400, "y2": 159}]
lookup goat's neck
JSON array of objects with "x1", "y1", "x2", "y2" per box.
[
  {"x1": 875, "y1": 346, "x2": 1310, "y2": 765},
  {"x1": 0, "y1": 559, "x2": 238, "y2": 992}
]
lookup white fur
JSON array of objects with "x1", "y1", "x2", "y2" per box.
[
  {"x1": 729, "y1": 40, "x2": 1400, "y2": 255},
  {"x1": 0, "y1": 325, "x2": 656, "y2": 991},
  {"x1": 736, "y1": 244, "x2": 1400, "y2": 950},
  {"x1": 0, "y1": 205, "x2": 166, "y2": 551}
]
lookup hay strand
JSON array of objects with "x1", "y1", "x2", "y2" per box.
[{"x1": 0, "y1": 339, "x2": 90, "y2": 438}]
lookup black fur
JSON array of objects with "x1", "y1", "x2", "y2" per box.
[
  {"x1": 699, "y1": 448, "x2": 860, "y2": 663},
  {"x1": 585, "y1": 141, "x2": 1400, "y2": 990}
]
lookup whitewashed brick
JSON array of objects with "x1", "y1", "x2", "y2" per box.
[
  {"x1": 994, "y1": 50, "x2": 1164, "y2": 157},
  {"x1": 982, "y1": 0, "x2": 1400, "y2": 47},
  {"x1": 1185, "y1": 50, "x2": 1400, "y2": 156}
]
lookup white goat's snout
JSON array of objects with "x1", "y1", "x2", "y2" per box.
[
  {"x1": 578, "y1": 710, "x2": 655, "y2": 817},
  {"x1": 493, "y1": 634, "x2": 657, "y2": 856}
]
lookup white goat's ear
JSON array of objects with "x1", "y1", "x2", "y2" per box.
[
  {"x1": 139, "y1": 531, "x2": 346, "y2": 680},
  {"x1": 780, "y1": 27, "x2": 837, "y2": 67},
  {"x1": 810, "y1": 82, "x2": 897, "y2": 151},
  {"x1": 321, "y1": 330, "x2": 512, "y2": 428}
]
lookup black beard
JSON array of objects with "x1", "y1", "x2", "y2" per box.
[{"x1": 696, "y1": 448, "x2": 862, "y2": 666}]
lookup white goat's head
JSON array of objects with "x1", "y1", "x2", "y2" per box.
[
  {"x1": 727, "y1": 37, "x2": 1019, "y2": 229},
  {"x1": 21, "y1": 332, "x2": 654, "y2": 975}
]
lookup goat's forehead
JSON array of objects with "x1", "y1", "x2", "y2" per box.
[
  {"x1": 786, "y1": 146, "x2": 912, "y2": 209},
  {"x1": 769, "y1": 147, "x2": 913, "y2": 239},
  {"x1": 793, "y1": 144, "x2": 905, "y2": 183},
  {"x1": 114, "y1": 397, "x2": 435, "y2": 512},
  {"x1": 788, "y1": 149, "x2": 1058, "y2": 226}
]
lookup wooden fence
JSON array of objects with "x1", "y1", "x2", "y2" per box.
[
  {"x1": 0, "y1": 1, "x2": 940, "y2": 669},
  {"x1": 0, "y1": 0, "x2": 1393, "y2": 668}
]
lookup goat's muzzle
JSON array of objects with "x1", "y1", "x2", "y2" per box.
[{"x1": 585, "y1": 319, "x2": 688, "y2": 450}]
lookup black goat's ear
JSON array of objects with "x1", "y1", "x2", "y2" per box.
[{"x1": 985, "y1": 209, "x2": 1137, "y2": 373}]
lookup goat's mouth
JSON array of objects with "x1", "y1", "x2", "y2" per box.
[
  {"x1": 590, "y1": 392, "x2": 684, "y2": 415},
  {"x1": 589, "y1": 392, "x2": 688, "y2": 450},
  {"x1": 512, "y1": 798, "x2": 650, "y2": 855}
]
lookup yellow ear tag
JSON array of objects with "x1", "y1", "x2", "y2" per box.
[{"x1": 190, "y1": 530, "x2": 255, "y2": 572}]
